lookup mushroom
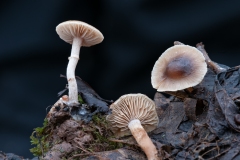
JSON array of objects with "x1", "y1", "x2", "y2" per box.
[
  {"x1": 107, "y1": 94, "x2": 159, "y2": 160},
  {"x1": 151, "y1": 44, "x2": 207, "y2": 92},
  {"x1": 56, "y1": 21, "x2": 104, "y2": 106}
]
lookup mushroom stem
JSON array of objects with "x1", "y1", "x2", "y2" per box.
[
  {"x1": 128, "y1": 119, "x2": 159, "y2": 160},
  {"x1": 67, "y1": 37, "x2": 82, "y2": 105}
]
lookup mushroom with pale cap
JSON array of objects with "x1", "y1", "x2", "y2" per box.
[
  {"x1": 56, "y1": 20, "x2": 104, "y2": 106},
  {"x1": 107, "y1": 93, "x2": 159, "y2": 160},
  {"x1": 151, "y1": 44, "x2": 207, "y2": 92}
]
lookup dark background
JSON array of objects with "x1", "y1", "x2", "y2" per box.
[{"x1": 1, "y1": 0, "x2": 240, "y2": 158}]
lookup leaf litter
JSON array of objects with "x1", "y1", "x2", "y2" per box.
[{"x1": 30, "y1": 42, "x2": 240, "y2": 160}]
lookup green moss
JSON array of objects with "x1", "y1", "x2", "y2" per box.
[
  {"x1": 29, "y1": 100, "x2": 122, "y2": 158},
  {"x1": 78, "y1": 95, "x2": 84, "y2": 104},
  {"x1": 90, "y1": 114, "x2": 123, "y2": 151},
  {"x1": 30, "y1": 118, "x2": 51, "y2": 157},
  {"x1": 92, "y1": 114, "x2": 107, "y2": 125}
]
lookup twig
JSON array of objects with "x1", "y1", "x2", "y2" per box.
[
  {"x1": 207, "y1": 147, "x2": 231, "y2": 160},
  {"x1": 200, "y1": 146, "x2": 217, "y2": 157},
  {"x1": 174, "y1": 41, "x2": 227, "y2": 74},
  {"x1": 165, "y1": 91, "x2": 190, "y2": 99},
  {"x1": 108, "y1": 138, "x2": 138, "y2": 146},
  {"x1": 76, "y1": 146, "x2": 92, "y2": 154},
  {"x1": 68, "y1": 145, "x2": 96, "y2": 160},
  {"x1": 68, "y1": 152, "x2": 97, "y2": 160},
  {"x1": 216, "y1": 140, "x2": 220, "y2": 155},
  {"x1": 196, "y1": 42, "x2": 226, "y2": 74}
]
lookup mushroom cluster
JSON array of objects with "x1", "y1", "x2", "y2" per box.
[
  {"x1": 107, "y1": 94, "x2": 159, "y2": 160},
  {"x1": 55, "y1": 20, "x2": 210, "y2": 160},
  {"x1": 56, "y1": 21, "x2": 104, "y2": 106}
]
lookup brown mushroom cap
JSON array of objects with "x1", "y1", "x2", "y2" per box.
[
  {"x1": 106, "y1": 93, "x2": 159, "y2": 138},
  {"x1": 56, "y1": 20, "x2": 104, "y2": 47},
  {"x1": 151, "y1": 45, "x2": 207, "y2": 92}
]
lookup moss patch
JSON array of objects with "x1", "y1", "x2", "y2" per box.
[
  {"x1": 30, "y1": 118, "x2": 52, "y2": 156},
  {"x1": 88, "y1": 114, "x2": 123, "y2": 152},
  {"x1": 30, "y1": 108, "x2": 123, "y2": 159},
  {"x1": 78, "y1": 95, "x2": 84, "y2": 104}
]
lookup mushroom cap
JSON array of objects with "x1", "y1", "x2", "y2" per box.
[
  {"x1": 56, "y1": 20, "x2": 104, "y2": 47},
  {"x1": 106, "y1": 93, "x2": 159, "y2": 138},
  {"x1": 151, "y1": 45, "x2": 207, "y2": 92}
]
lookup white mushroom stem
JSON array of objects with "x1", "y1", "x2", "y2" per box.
[
  {"x1": 128, "y1": 119, "x2": 159, "y2": 160},
  {"x1": 67, "y1": 37, "x2": 82, "y2": 105}
]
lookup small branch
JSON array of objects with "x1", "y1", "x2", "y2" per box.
[
  {"x1": 196, "y1": 42, "x2": 226, "y2": 74},
  {"x1": 165, "y1": 91, "x2": 190, "y2": 99},
  {"x1": 108, "y1": 137, "x2": 139, "y2": 146},
  {"x1": 68, "y1": 145, "x2": 96, "y2": 160},
  {"x1": 200, "y1": 146, "x2": 217, "y2": 157},
  {"x1": 207, "y1": 147, "x2": 231, "y2": 160},
  {"x1": 76, "y1": 146, "x2": 92, "y2": 154},
  {"x1": 68, "y1": 152, "x2": 97, "y2": 160}
]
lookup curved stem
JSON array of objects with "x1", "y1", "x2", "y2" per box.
[
  {"x1": 128, "y1": 119, "x2": 159, "y2": 160},
  {"x1": 67, "y1": 37, "x2": 82, "y2": 105}
]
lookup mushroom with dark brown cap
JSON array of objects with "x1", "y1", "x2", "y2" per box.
[
  {"x1": 151, "y1": 44, "x2": 207, "y2": 92},
  {"x1": 56, "y1": 20, "x2": 104, "y2": 106},
  {"x1": 107, "y1": 93, "x2": 159, "y2": 160}
]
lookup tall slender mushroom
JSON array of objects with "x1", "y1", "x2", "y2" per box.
[
  {"x1": 56, "y1": 21, "x2": 104, "y2": 106},
  {"x1": 107, "y1": 94, "x2": 159, "y2": 160},
  {"x1": 151, "y1": 44, "x2": 207, "y2": 92}
]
